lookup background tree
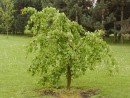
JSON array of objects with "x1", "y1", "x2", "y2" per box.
[
  {"x1": 40, "y1": 0, "x2": 124, "y2": 34},
  {"x1": 102, "y1": 0, "x2": 130, "y2": 42},
  {"x1": 0, "y1": 0, "x2": 14, "y2": 38},
  {"x1": 24, "y1": 7, "x2": 117, "y2": 89},
  {"x1": 41, "y1": 0, "x2": 94, "y2": 31},
  {"x1": 41, "y1": 0, "x2": 54, "y2": 8},
  {"x1": 13, "y1": 0, "x2": 42, "y2": 34},
  {"x1": 84, "y1": 0, "x2": 117, "y2": 33}
]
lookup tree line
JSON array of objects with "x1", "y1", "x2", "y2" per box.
[{"x1": 0, "y1": 0, "x2": 129, "y2": 36}]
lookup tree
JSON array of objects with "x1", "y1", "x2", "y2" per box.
[
  {"x1": 85, "y1": 0, "x2": 117, "y2": 31},
  {"x1": 41, "y1": 0, "x2": 94, "y2": 31},
  {"x1": 25, "y1": 7, "x2": 117, "y2": 90},
  {"x1": 41, "y1": 0, "x2": 54, "y2": 8},
  {"x1": 40, "y1": 0, "x2": 119, "y2": 33},
  {"x1": 13, "y1": 0, "x2": 42, "y2": 34},
  {"x1": 102, "y1": 0, "x2": 129, "y2": 43},
  {"x1": 0, "y1": 0, "x2": 14, "y2": 38}
]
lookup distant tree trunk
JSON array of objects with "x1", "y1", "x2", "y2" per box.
[
  {"x1": 6, "y1": 26, "x2": 9, "y2": 39},
  {"x1": 114, "y1": 32, "x2": 117, "y2": 42},
  {"x1": 120, "y1": 0, "x2": 124, "y2": 44},
  {"x1": 66, "y1": 65, "x2": 71, "y2": 90},
  {"x1": 121, "y1": 33, "x2": 124, "y2": 43},
  {"x1": 101, "y1": 0, "x2": 105, "y2": 30},
  {"x1": 101, "y1": 10, "x2": 104, "y2": 29},
  {"x1": 75, "y1": 11, "x2": 78, "y2": 23},
  {"x1": 14, "y1": 19, "x2": 17, "y2": 34},
  {"x1": 114, "y1": 23, "x2": 117, "y2": 42}
]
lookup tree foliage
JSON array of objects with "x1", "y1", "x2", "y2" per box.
[
  {"x1": 41, "y1": 0, "x2": 93, "y2": 31},
  {"x1": 40, "y1": 0, "x2": 121, "y2": 33},
  {"x1": 13, "y1": 0, "x2": 42, "y2": 34},
  {"x1": 25, "y1": 7, "x2": 117, "y2": 89},
  {"x1": 85, "y1": 0, "x2": 117, "y2": 31},
  {"x1": 0, "y1": 0, "x2": 14, "y2": 37}
]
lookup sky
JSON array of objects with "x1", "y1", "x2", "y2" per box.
[{"x1": 93, "y1": 0, "x2": 97, "y2": 7}]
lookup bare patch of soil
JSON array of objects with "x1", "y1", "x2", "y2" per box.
[
  {"x1": 36, "y1": 88, "x2": 98, "y2": 98},
  {"x1": 80, "y1": 89, "x2": 97, "y2": 98},
  {"x1": 39, "y1": 89, "x2": 59, "y2": 98}
]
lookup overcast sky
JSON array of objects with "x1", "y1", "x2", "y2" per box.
[{"x1": 93, "y1": 0, "x2": 97, "y2": 7}]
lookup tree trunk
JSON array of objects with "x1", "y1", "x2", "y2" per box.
[
  {"x1": 14, "y1": 20, "x2": 17, "y2": 34},
  {"x1": 7, "y1": 27, "x2": 9, "y2": 39},
  {"x1": 101, "y1": 10, "x2": 104, "y2": 29},
  {"x1": 120, "y1": 0, "x2": 124, "y2": 44},
  {"x1": 75, "y1": 11, "x2": 78, "y2": 23},
  {"x1": 121, "y1": 33, "x2": 124, "y2": 44},
  {"x1": 101, "y1": 0, "x2": 104, "y2": 30},
  {"x1": 114, "y1": 32, "x2": 117, "y2": 42},
  {"x1": 66, "y1": 65, "x2": 71, "y2": 90}
]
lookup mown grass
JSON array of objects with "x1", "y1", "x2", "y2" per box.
[
  {"x1": 0, "y1": 35, "x2": 130, "y2": 98},
  {"x1": 0, "y1": 35, "x2": 40, "y2": 98}
]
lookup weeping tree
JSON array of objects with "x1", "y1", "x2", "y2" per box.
[{"x1": 24, "y1": 7, "x2": 117, "y2": 90}]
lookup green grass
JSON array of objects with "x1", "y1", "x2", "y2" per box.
[
  {"x1": 0, "y1": 35, "x2": 40, "y2": 98},
  {"x1": 0, "y1": 35, "x2": 130, "y2": 98}
]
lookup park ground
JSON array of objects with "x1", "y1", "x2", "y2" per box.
[{"x1": 0, "y1": 34, "x2": 130, "y2": 98}]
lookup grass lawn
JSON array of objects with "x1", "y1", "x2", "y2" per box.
[{"x1": 0, "y1": 35, "x2": 130, "y2": 98}]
